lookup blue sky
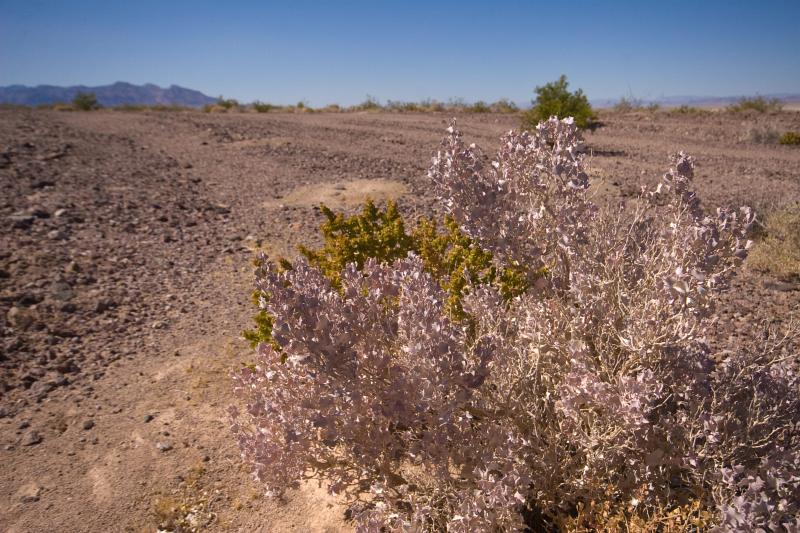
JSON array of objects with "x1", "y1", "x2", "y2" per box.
[{"x1": 1, "y1": 0, "x2": 798, "y2": 106}]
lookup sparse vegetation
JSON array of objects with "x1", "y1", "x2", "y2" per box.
[
  {"x1": 779, "y1": 131, "x2": 800, "y2": 145},
  {"x1": 748, "y1": 203, "x2": 800, "y2": 280},
  {"x1": 251, "y1": 101, "x2": 275, "y2": 113},
  {"x1": 203, "y1": 96, "x2": 240, "y2": 113},
  {"x1": 112, "y1": 104, "x2": 190, "y2": 112},
  {"x1": 669, "y1": 104, "x2": 706, "y2": 115},
  {"x1": 465, "y1": 100, "x2": 490, "y2": 113},
  {"x1": 490, "y1": 98, "x2": 519, "y2": 113},
  {"x1": 72, "y1": 92, "x2": 100, "y2": 111},
  {"x1": 613, "y1": 96, "x2": 659, "y2": 112},
  {"x1": 521, "y1": 74, "x2": 595, "y2": 129},
  {"x1": 741, "y1": 124, "x2": 780, "y2": 144},
  {"x1": 727, "y1": 95, "x2": 783, "y2": 113},
  {"x1": 351, "y1": 95, "x2": 382, "y2": 111}
]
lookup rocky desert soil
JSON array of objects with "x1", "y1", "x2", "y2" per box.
[{"x1": 1, "y1": 108, "x2": 799, "y2": 532}]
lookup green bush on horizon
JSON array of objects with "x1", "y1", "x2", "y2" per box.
[
  {"x1": 72, "y1": 92, "x2": 100, "y2": 111},
  {"x1": 521, "y1": 75, "x2": 595, "y2": 130},
  {"x1": 727, "y1": 96, "x2": 783, "y2": 113}
]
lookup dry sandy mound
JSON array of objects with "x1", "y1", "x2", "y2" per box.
[{"x1": 267, "y1": 178, "x2": 408, "y2": 209}]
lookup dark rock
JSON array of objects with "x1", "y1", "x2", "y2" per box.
[
  {"x1": 94, "y1": 299, "x2": 117, "y2": 313},
  {"x1": 59, "y1": 302, "x2": 78, "y2": 313},
  {"x1": 208, "y1": 203, "x2": 231, "y2": 215},
  {"x1": 82, "y1": 419, "x2": 95, "y2": 430},
  {"x1": 28, "y1": 206, "x2": 50, "y2": 219},
  {"x1": 31, "y1": 180, "x2": 55, "y2": 189},
  {"x1": 50, "y1": 282, "x2": 74, "y2": 301},
  {"x1": 8, "y1": 213, "x2": 35, "y2": 229},
  {"x1": 17, "y1": 292, "x2": 42, "y2": 306}
]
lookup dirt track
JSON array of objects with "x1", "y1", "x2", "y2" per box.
[{"x1": 2, "y1": 109, "x2": 799, "y2": 531}]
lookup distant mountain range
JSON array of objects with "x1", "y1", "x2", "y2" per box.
[
  {"x1": 0, "y1": 82, "x2": 217, "y2": 107},
  {"x1": 591, "y1": 93, "x2": 800, "y2": 109}
]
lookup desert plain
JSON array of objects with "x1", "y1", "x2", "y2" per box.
[{"x1": 1, "y1": 108, "x2": 799, "y2": 531}]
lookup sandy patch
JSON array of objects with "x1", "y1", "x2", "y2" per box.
[{"x1": 266, "y1": 178, "x2": 407, "y2": 210}]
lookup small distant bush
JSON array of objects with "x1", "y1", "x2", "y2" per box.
[
  {"x1": 217, "y1": 97, "x2": 239, "y2": 110},
  {"x1": 233, "y1": 118, "x2": 799, "y2": 531},
  {"x1": 613, "y1": 96, "x2": 639, "y2": 112},
  {"x1": 72, "y1": 92, "x2": 100, "y2": 111},
  {"x1": 748, "y1": 203, "x2": 800, "y2": 280},
  {"x1": 741, "y1": 125, "x2": 780, "y2": 144},
  {"x1": 779, "y1": 131, "x2": 800, "y2": 145},
  {"x1": 420, "y1": 98, "x2": 445, "y2": 112},
  {"x1": 490, "y1": 98, "x2": 519, "y2": 113},
  {"x1": 252, "y1": 101, "x2": 275, "y2": 113},
  {"x1": 465, "y1": 100, "x2": 490, "y2": 113},
  {"x1": 386, "y1": 100, "x2": 421, "y2": 113},
  {"x1": 670, "y1": 104, "x2": 705, "y2": 115},
  {"x1": 203, "y1": 97, "x2": 240, "y2": 113},
  {"x1": 613, "y1": 97, "x2": 659, "y2": 112},
  {"x1": 353, "y1": 95, "x2": 382, "y2": 112},
  {"x1": 727, "y1": 96, "x2": 783, "y2": 113},
  {"x1": 521, "y1": 75, "x2": 595, "y2": 130}
]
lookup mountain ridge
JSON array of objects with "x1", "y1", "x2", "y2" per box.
[
  {"x1": 0, "y1": 82, "x2": 217, "y2": 107},
  {"x1": 590, "y1": 92, "x2": 800, "y2": 109}
]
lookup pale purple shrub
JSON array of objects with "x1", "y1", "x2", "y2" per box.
[{"x1": 232, "y1": 117, "x2": 799, "y2": 530}]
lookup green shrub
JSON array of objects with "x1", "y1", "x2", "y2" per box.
[
  {"x1": 779, "y1": 131, "x2": 800, "y2": 145},
  {"x1": 217, "y1": 97, "x2": 239, "y2": 110},
  {"x1": 465, "y1": 100, "x2": 490, "y2": 113},
  {"x1": 252, "y1": 101, "x2": 275, "y2": 113},
  {"x1": 727, "y1": 96, "x2": 782, "y2": 113},
  {"x1": 243, "y1": 199, "x2": 533, "y2": 346},
  {"x1": 299, "y1": 200, "x2": 416, "y2": 288},
  {"x1": 521, "y1": 75, "x2": 595, "y2": 129},
  {"x1": 72, "y1": 92, "x2": 100, "y2": 111}
]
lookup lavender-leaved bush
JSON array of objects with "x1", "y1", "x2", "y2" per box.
[{"x1": 231, "y1": 118, "x2": 799, "y2": 531}]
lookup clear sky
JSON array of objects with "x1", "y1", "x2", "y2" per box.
[{"x1": 1, "y1": 0, "x2": 798, "y2": 106}]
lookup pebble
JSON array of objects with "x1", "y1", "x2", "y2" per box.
[
  {"x1": 18, "y1": 483, "x2": 43, "y2": 503},
  {"x1": 82, "y1": 419, "x2": 95, "y2": 430},
  {"x1": 156, "y1": 441, "x2": 173, "y2": 452},
  {"x1": 47, "y1": 229, "x2": 68, "y2": 240},
  {"x1": 22, "y1": 430, "x2": 43, "y2": 446},
  {"x1": 144, "y1": 414, "x2": 154, "y2": 423}
]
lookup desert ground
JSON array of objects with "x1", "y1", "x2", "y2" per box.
[{"x1": 1, "y1": 108, "x2": 799, "y2": 532}]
